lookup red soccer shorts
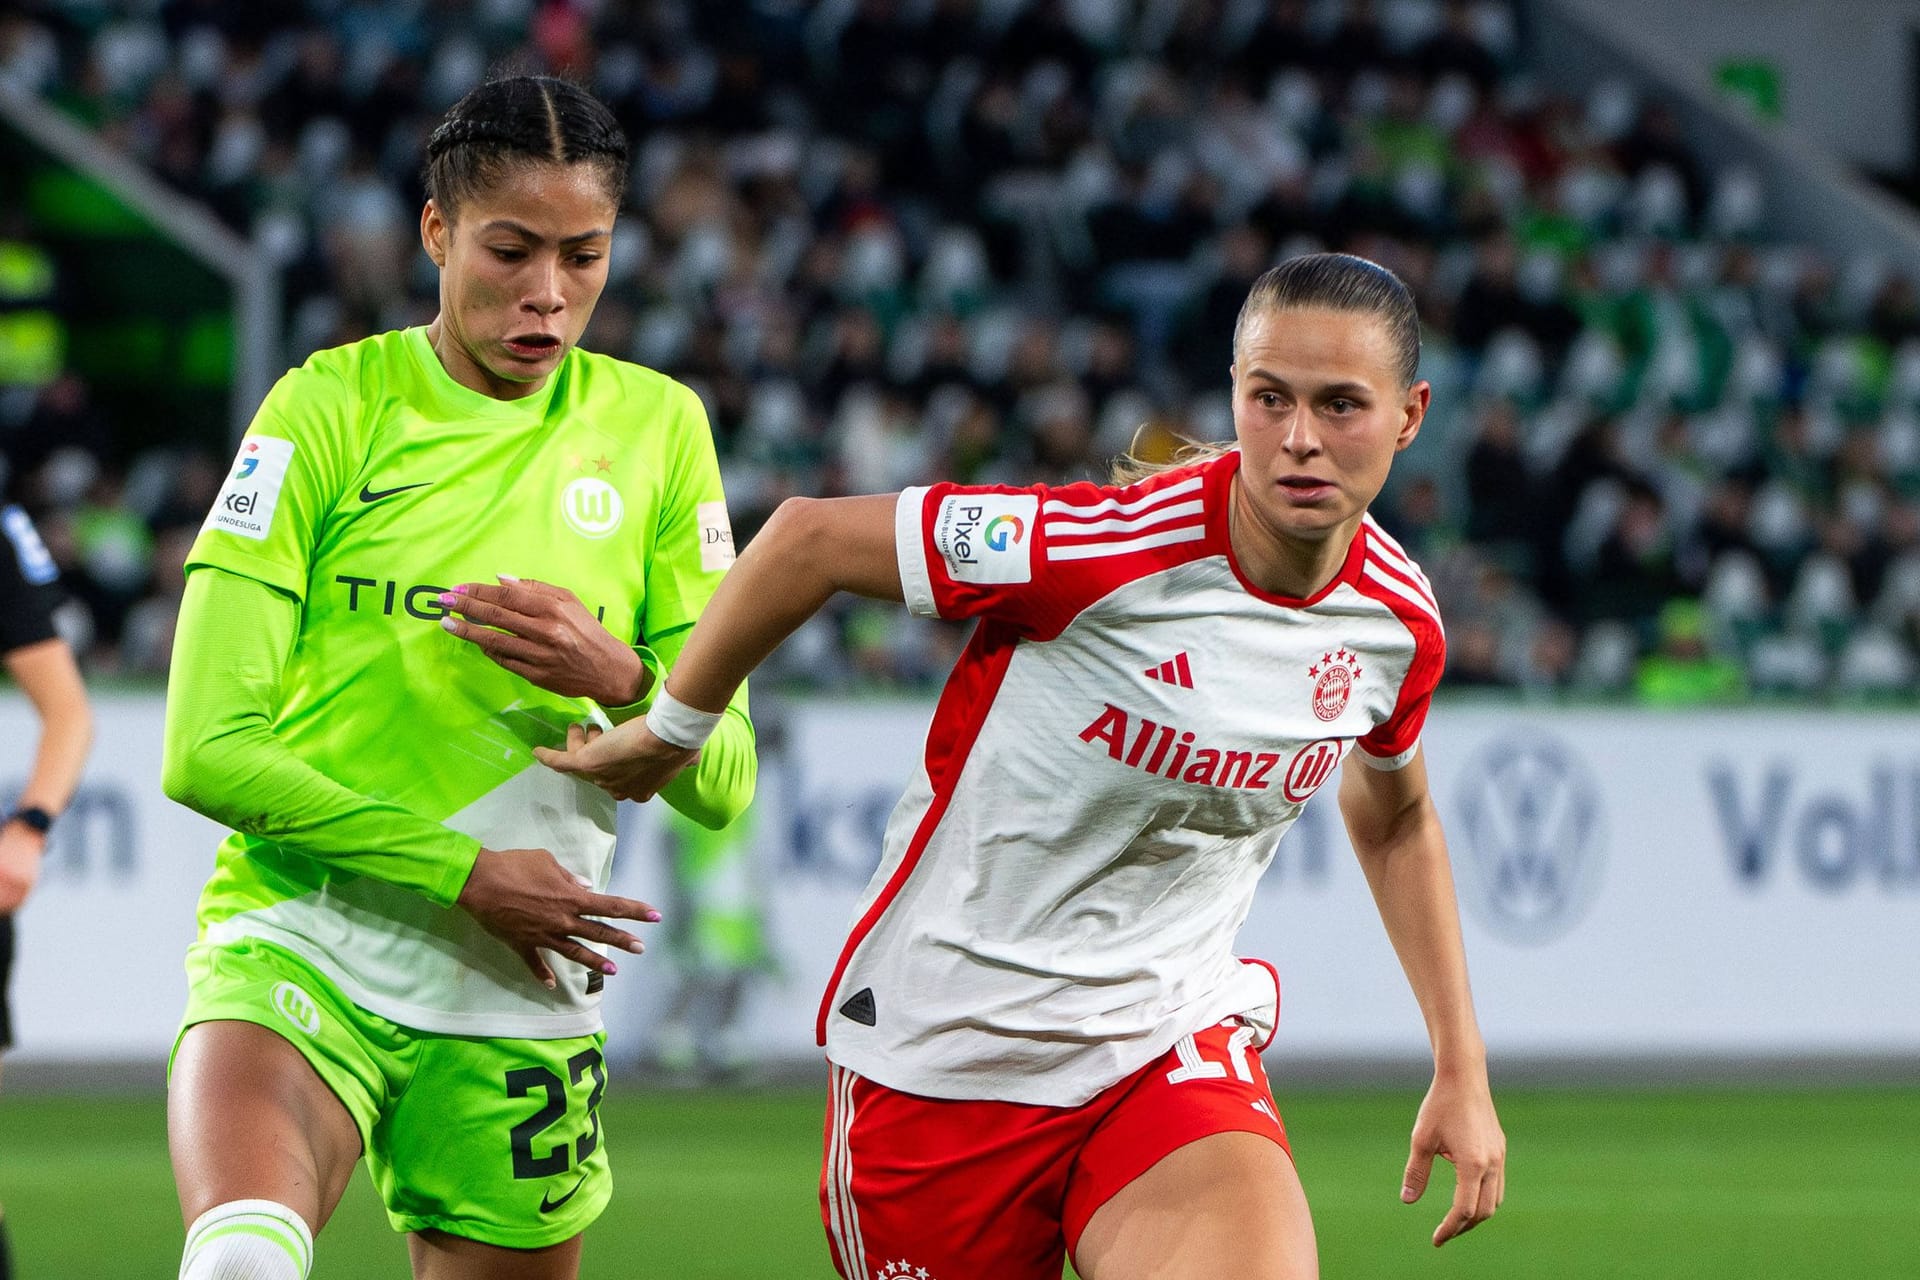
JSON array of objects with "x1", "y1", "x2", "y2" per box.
[{"x1": 818, "y1": 1018, "x2": 1290, "y2": 1280}]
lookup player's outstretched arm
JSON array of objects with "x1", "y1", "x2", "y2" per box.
[
  {"x1": 647, "y1": 623, "x2": 754, "y2": 829},
  {"x1": 537, "y1": 494, "x2": 901, "y2": 799},
  {"x1": 1339, "y1": 751, "x2": 1506, "y2": 1246}
]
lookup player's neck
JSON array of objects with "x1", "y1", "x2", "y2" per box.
[
  {"x1": 426, "y1": 318, "x2": 552, "y2": 402},
  {"x1": 1227, "y1": 478, "x2": 1360, "y2": 600}
]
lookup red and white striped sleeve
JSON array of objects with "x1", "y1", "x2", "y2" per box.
[
  {"x1": 1351, "y1": 514, "x2": 1446, "y2": 770},
  {"x1": 895, "y1": 468, "x2": 1213, "y2": 640}
]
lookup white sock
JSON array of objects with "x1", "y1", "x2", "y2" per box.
[{"x1": 179, "y1": 1199, "x2": 313, "y2": 1280}]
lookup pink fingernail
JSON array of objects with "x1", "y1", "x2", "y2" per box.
[
  {"x1": 602, "y1": 960, "x2": 618, "y2": 976},
  {"x1": 437, "y1": 592, "x2": 458, "y2": 606},
  {"x1": 643, "y1": 909, "x2": 663, "y2": 923}
]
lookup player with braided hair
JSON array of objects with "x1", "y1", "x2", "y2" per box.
[{"x1": 163, "y1": 75, "x2": 755, "y2": 1279}]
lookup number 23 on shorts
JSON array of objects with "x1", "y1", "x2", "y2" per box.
[{"x1": 506, "y1": 1045, "x2": 606, "y2": 1195}]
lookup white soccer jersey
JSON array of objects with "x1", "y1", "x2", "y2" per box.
[{"x1": 819, "y1": 452, "x2": 1446, "y2": 1106}]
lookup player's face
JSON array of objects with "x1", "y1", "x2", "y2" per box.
[
  {"x1": 422, "y1": 162, "x2": 617, "y2": 399},
  {"x1": 1230, "y1": 305, "x2": 1428, "y2": 553}
]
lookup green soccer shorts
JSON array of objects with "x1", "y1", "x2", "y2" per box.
[{"x1": 174, "y1": 938, "x2": 612, "y2": 1249}]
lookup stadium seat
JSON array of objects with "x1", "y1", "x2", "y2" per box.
[
  {"x1": 1747, "y1": 630, "x2": 1829, "y2": 692},
  {"x1": 1572, "y1": 619, "x2": 1640, "y2": 692},
  {"x1": 1834, "y1": 626, "x2": 1917, "y2": 692}
]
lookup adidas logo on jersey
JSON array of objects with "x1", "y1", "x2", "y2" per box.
[
  {"x1": 1078, "y1": 702, "x2": 1281, "y2": 791},
  {"x1": 839, "y1": 987, "x2": 878, "y2": 1026},
  {"x1": 1143, "y1": 651, "x2": 1194, "y2": 688}
]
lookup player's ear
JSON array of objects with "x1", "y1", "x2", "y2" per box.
[
  {"x1": 421, "y1": 200, "x2": 449, "y2": 269},
  {"x1": 1395, "y1": 380, "x2": 1431, "y2": 452}
]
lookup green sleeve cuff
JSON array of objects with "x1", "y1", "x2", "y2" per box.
[
  {"x1": 598, "y1": 643, "x2": 663, "y2": 725},
  {"x1": 428, "y1": 832, "x2": 486, "y2": 907}
]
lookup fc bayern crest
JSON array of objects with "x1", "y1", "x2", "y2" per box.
[{"x1": 1308, "y1": 648, "x2": 1362, "y2": 722}]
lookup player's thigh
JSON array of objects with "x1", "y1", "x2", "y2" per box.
[
  {"x1": 1073, "y1": 1131, "x2": 1316, "y2": 1280},
  {"x1": 169, "y1": 1019, "x2": 365, "y2": 1233},
  {"x1": 1066, "y1": 1019, "x2": 1313, "y2": 1280},
  {"x1": 169, "y1": 941, "x2": 389, "y2": 1232},
  {"x1": 407, "y1": 1228, "x2": 582, "y2": 1280},
  {"x1": 376, "y1": 1032, "x2": 611, "y2": 1254}
]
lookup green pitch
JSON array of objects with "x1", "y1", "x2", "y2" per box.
[{"x1": 1, "y1": 1084, "x2": 1914, "y2": 1277}]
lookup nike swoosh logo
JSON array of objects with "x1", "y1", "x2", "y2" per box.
[
  {"x1": 359, "y1": 482, "x2": 430, "y2": 503},
  {"x1": 539, "y1": 1173, "x2": 588, "y2": 1214}
]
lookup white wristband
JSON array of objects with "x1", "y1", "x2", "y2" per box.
[{"x1": 645, "y1": 688, "x2": 724, "y2": 750}]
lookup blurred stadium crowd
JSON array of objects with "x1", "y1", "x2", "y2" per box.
[{"x1": 3, "y1": 0, "x2": 1920, "y2": 700}]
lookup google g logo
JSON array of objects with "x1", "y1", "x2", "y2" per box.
[{"x1": 984, "y1": 515, "x2": 1024, "y2": 552}]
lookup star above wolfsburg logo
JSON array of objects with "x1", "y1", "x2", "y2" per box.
[{"x1": 563, "y1": 452, "x2": 617, "y2": 474}]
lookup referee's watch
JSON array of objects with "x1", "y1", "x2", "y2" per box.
[{"x1": 5, "y1": 806, "x2": 54, "y2": 837}]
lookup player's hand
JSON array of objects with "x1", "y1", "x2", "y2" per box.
[
  {"x1": 534, "y1": 718, "x2": 699, "y2": 802},
  {"x1": 1402, "y1": 1064, "x2": 1506, "y2": 1246},
  {"x1": 456, "y1": 845, "x2": 661, "y2": 990},
  {"x1": 0, "y1": 822, "x2": 46, "y2": 915},
  {"x1": 439, "y1": 576, "x2": 650, "y2": 707}
]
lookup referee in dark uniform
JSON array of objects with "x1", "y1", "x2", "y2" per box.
[{"x1": 0, "y1": 499, "x2": 92, "y2": 1280}]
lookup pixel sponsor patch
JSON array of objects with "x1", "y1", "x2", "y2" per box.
[
  {"x1": 205, "y1": 436, "x2": 296, "y2": 542},
  {"x1": 932, "y1": 493, "x2": 1037, "y2": 584},
  {"x1": 697, "y1": 499, "x2": 736, "y2": 571}
]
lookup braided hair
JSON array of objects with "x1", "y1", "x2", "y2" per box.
[{"x1": 423, "y1": 76, "x2": 629, "y2": 221}]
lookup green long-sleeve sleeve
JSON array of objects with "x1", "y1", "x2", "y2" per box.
[
  {"x1": 647, "y1": 623, "x2": 756, "y2": 830},
  {"x1": 161, "y1": 566, "x2": 481, "y2": 906}
]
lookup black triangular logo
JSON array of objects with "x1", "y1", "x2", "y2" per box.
[{"x1": 839, "y1": 987, "x2": 877, "y2": 1026}]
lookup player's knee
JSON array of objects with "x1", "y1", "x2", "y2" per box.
[{"x1": 179, "y1": 1199, "x2": 313, "y2": 1280}]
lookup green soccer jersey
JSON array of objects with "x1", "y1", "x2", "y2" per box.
[{"x1": 185, "y1": 327, "x2": 745, "y2": 1038}]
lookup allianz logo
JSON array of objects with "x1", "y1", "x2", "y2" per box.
[{"x1": 1077, "y1": 703, "x2": 1343, "y2": 803}]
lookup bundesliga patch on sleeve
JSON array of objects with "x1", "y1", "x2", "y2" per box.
[
  {"x1": 931, "y1": 493, "x2": 1038, "y2": 584},
  {"x1": 697, "y1": 500, "x2": 736, "y2": 571},
  {"x1": 205, "y1": 436, "x2": 295, "y2": 542}
]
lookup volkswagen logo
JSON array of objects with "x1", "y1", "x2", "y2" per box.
[{"x1": 1451, "y1": 732, "x2": 1606, "y2": 945}]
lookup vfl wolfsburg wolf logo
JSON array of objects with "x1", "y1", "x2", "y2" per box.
[
  {"x1": 1452, "y1": 731, "x2": 1607, "y2": 945},
  {"x1": 562, "y1": 477, "x2": 624, "y2": 538}
]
